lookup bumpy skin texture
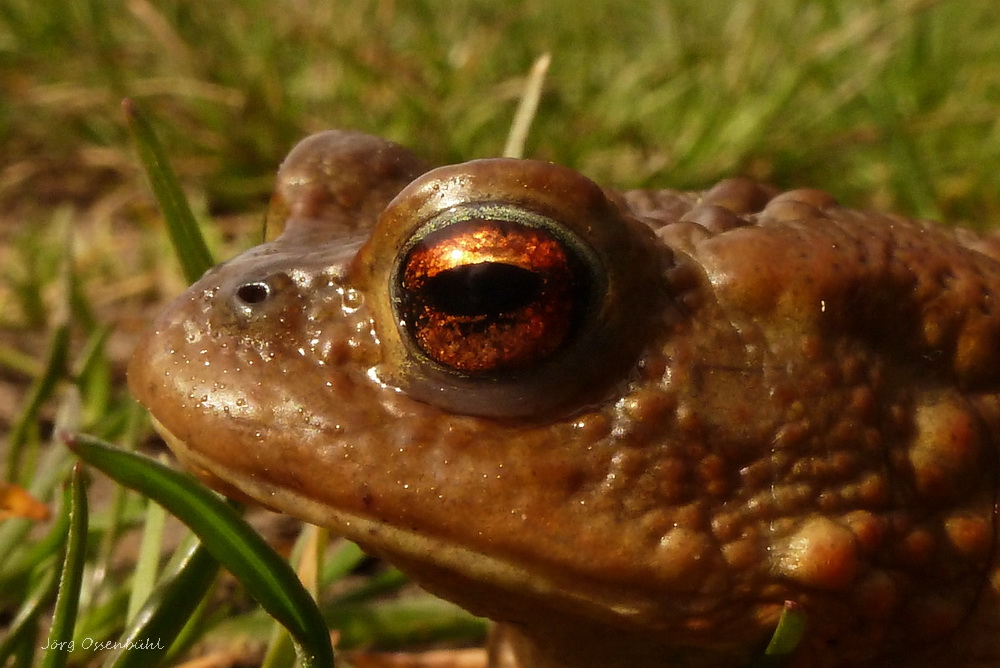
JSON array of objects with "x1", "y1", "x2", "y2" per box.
[{"x1": 129, "y1": 131, "x2": 1000, "y2": 667}]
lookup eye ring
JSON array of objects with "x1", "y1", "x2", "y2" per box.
[
  {"x1": 392, "y1": 204, "x2": 602, "y2": 375},
  {"x1": 355, "y1": 157, "x2": 664, "y2": 418}
]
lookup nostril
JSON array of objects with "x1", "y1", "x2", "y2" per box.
[{"x1": 235, "y1": 282, "x2": 271, "y2": 305}]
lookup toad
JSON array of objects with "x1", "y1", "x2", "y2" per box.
[{"x1": 128, "y1": 130, "x2": 1000, "y2": 667}]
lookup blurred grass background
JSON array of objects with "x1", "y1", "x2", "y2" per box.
[
  {"x1": 5, "y1": 0, "x2": 1000, "y2": 224},
  {"x1": 3, "y1": 0, "x2": 1000, "y2": 664}
]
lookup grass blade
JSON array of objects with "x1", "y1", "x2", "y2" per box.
[
  {"x1": 5, "y1": 323, "x2": 70, "y2": 482},
  {"x1": 126, "y1": 487, "x2": 168, "y2": 622},
  {"x1": 0, "y1": 478, "x2": 72, "y2": 666},
  {"x1": 122, "y1": 98, "x2": 215, "y2": 283},
  {"x1": 751, "y1": 600, "x2": 807, "y2": 667},
  {"x1": 67, "y1": 433, "x2": 334, "y2": 668},
  {"x1": 0, "y1": 423, "x2": 75, "y2": 594},
  {"x1": 503, "y1": 52, "x2": 550, "y2": 159},
  {"x1": 0, "y1": 564, "x2": 57, "y2": 667},
  {"x1": 109, "y1": 540, "x2": 219, "y2": 668},
  {"x1": 327, "y1": 597, "x2": 486, "y2": 651},
  {"x1": 40, "y1": 464, "x2": 89, "y2": 668}
]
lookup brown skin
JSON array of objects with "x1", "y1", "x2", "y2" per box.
[{"x1": 129, "y1": 130, "x2": 1000, "y2": 667}]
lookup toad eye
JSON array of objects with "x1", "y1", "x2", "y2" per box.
[
  {"x1": 395, "y1": 210, "x2": 594, "y2": 373},
  {"x1": 362, "y1": 157, "x2": 662, "y2": 418}
]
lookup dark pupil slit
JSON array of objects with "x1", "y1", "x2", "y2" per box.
[{"x1": 424, "y1": 262, "x2": 542, "y2": 316}]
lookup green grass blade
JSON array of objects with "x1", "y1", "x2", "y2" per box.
[
  {"x1": 764, "y1": 601, "x2": 806, "y2": 657},
  {"x1": 5, "y1": 322, "x2": 70, "y2": 482},
  {"x1": 122, "y1": 98, "x2": 215, "y2": 283},
  {"x1": 6, "y1": 205, "x2": 77, "y2": 481},
  {"x1": 0, "y1": 426, "x2": 75, "y2": 586},
  {"x1": 262, "y1": 523, "x2": 325, "y2": 668},
  {"x1": 126, "y1": 489, "x2": 168, "y2": 622},
  {"x1": 0, "y1": 478, "x2": 70, "y2": 665},
  {"x1": 320, "y1": 540, "x2": 366, "y2": 585},
  {"x1": 0, "y1": 563, "x2": 56, "y2": 666},
  {"x1": 159, "y1": 582, "x2": 216, "y2": 666},
  {"x1": 327, "y1": 568, "x2": 408, "y2": 608},
  {"x1": 68, "y1": 433, "x2": 334, "y2": 668},
  {"x1": 108, "y1": 541, "x2": 220, "y2": 668},
  {"x1": 751, "y1": 600, "x2": 807, "y2": 668},
  {"x1": 328, "y1": 597, "x2": 486, "y2": 651},
  {"x1": 40, "y1": 464, "x2": 89, "y2": 668},
  {"x1": 0, "y1": 483, "x2": 71, "y2": 586},
  {"x1": 83, "y1": 0, "x2": 128, "y2": 98}
]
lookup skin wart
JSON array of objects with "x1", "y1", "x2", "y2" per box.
[{"x1": 129, "y1": 130, "x2": 1000, "y2": 667}]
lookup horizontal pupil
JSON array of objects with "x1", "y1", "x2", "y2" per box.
[{"x1": 424, "y1": 262, "x2": 542, "y2": 317}]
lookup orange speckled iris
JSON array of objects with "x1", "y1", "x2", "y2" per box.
[{"x1": 399, "y1": 218, "x2": 583, "y2": 373}]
